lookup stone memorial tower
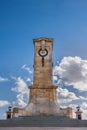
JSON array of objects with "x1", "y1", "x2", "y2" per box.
[
  {"x1": 12, "y1": 38, "x2": 72, "y2": 118},
  {"x1": 29, "y1": 38, "x2": 60, "y2": 115},
  {"x1": 13, "y1": 38, "x2": 60, "y2": 117}
]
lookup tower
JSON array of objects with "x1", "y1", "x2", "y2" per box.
[
  {"x1": 29, "y1": 38, "x2": 60, "y2": 115},
  {"x1": 12, "y1": 38, "x2": 72, "y2": 118},
  {"x1": 33, "y1": 38, "x2": 53, "y2": 87},
  {"x1": 13, "y1": 38, "x2": 60, "y2": 117}
]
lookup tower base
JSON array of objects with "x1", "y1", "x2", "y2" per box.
[{"x1": 12, "y1": 86, "x2": 72, "y2": 118}]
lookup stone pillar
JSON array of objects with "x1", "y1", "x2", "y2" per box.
[
  {"x1": 6, "y1": 106, "x2": 13, "y2": 119},
  {"x1": 12, "y1": 38, "x2": 60, "y2": 117},
  {"x1": 28, "y1": 38, "x2": 60, "y2": 115},
  {"x1": 75, "y1": 106, "x2": 82, "y2": 120},
  {"x1": 33, "y1": 38, "x2": 53, "y2": 86},
  {"x1": 67, "y1": 107, "x2": 73, "y2": 118}
]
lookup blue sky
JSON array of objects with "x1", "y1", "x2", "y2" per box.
[{"x1": 0, "y1": 0, "x2": 87, "y2": 119}]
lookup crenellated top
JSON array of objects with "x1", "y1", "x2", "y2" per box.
[
  {"x1": 33, "y1": 38, "x2": 53, "y2": 50},
  {"x1": 33, "y1": 37, "x2": 53, "y2": 43}
]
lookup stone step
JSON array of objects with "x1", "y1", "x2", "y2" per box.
[{"x1": 0, "y1": 116, "x2": 87, "y2": 127}]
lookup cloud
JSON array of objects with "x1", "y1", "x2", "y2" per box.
[
  {"x1": 58, "y1": 88, "x2": 79, "y2": 103},
  {"x1": 0, "y1": 100, "x2": 10, "y2": 107},
  {"x1": 0, "y1": 113, "x2": 6, "y2": 119},
  {"x1": 26, "y1": 78, "x2": 31, "y2": 82},
  {"x1": 79, "y1": 96, "x2": 87, "y2": 101},
  {"x1": 81, "y1": 102, "x2": 87, "y2": 109},
  {"x1": 0, "y1": 77, "x2": 9, "y2": 82},
  {"x1": 53, "y1": 56, "x2": 87, "y2": 91},
  {"x1": 53, "y1": 75, "x2": 57, "y2": 83},
  {"x1": 12, "y1": 99, "x2": 27, "y2": 107},
  {"x1": 81, "y1": 102, "x2": 87, "y2": 120},
  {"x1": 21, "y1": 64, "x2": 32, "y2": 74},
  {"x1": 10, "y1": 76, "x2": 17, "y2": 80},
  {"x1": 11, "y1": 77, "x2": 29, "y2": 107}
]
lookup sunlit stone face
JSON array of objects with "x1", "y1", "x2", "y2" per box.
[
  {"x1": 12, "y1": 38, "x2": 72, "y2": 118},
  {"x1": 33, "y1": 38, "x2": 53, "y2": 86},
  {"x1": 27, "y1": 38, "x2": 60, "y2": 115},
  {"x1": 41, "y1": 40, "x2": 45, "y2": 46}
]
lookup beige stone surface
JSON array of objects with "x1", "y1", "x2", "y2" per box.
[{"x1": 12, "y1": 38, "x2": 72, "y2": 118}]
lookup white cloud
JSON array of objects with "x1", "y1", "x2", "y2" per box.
[
  {"x1": 10, "y1": 76, "x2": 17, "y2": 80},
  {"x1": 79, "y1": 96, "x2": 87, "y2": 100},
  {"x1": 53, "y1": 56, "x2": 87, "y2": 91},
  {"x1": 12, "y1": 99, "x2": 27, "y2": 107},
  {"x1": 58, "y1": 88, "x2": 79, "y2": 103},
  {"x1": 21, "y1": 64, "x2": 32, "y2": 74},
  {"x1": 11, "y1": 77, "x2": 29, "y2": 107},
  {"x1": 0, "y1": 113, "x2": 6, "y2": 119},
  {"x1": 0, "y1": 100, "x2": 10, "y2": 107},
  {"x1": 26, "y1": 78, "x2": 31, "y2": 82},
  {"x1": 53, "y1": 75, "x2": 57, "y2": 82},
  {"x1": 81, "y1": 102, "x2": 87, "y2": 109},
  {"x1": 0, "y1": 77, "x2": 9, "y2": 82}
]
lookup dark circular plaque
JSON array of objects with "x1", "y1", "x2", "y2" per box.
[{"x1": 38, "y1": 48, "x2": 48, "y2": 57}]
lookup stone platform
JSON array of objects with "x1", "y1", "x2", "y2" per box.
[
  {"x1": 0, "y1": 116, "x2": 87, "y2": 127},
  {"x1": 0, "y1": 128, "x2": 87, "y2": 130}
]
